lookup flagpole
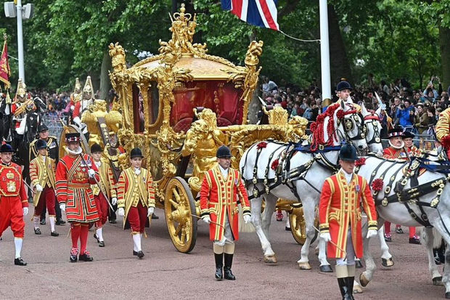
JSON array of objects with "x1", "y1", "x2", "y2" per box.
[
  {"x1": 16, "y1": 0, "x2": 25, "y2": 83},
  {"x1": 319, "y1": 0, "x2": 332, "y2": 106}
]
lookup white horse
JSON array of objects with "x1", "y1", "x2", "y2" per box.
[
  {"x1": 357, "y1": 155, "x2": 450, "y2": 298},
  {"x1": 240, "y1": 101, "x2": 368, "y2": 270}
]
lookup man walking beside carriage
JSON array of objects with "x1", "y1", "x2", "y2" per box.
[
  {"x1": 319, "y1": 144, "x2": 378, "y2": 299},
  {"x1": 117, "y1": 147, "x2": 155, "y2": 259},
  {"x1": 55, "y1": 132, "x2": 99, "y2": 262},
  {"x1": 29, "y1": 139, "x2": 59, "y2": 237},
  {"x1": 200, "y1": 145, "x2": 252, "y2": 281}
]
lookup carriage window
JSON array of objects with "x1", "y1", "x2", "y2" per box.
[
  {"x1": 147, "y1": 81, "x2": 159, "y2": 125},
  {"x1": 132, "y1": 84, "x2": 144, "y2": 133}
]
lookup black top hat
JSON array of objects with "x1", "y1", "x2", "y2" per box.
[
  {"x1": 66, "y1": 132, "x2": 80, "y2": 143},
  {"x1": 91, "y1": 143, "x2": 103, "y2": 153},
  {"x1": 403, "y1": 131, "x2": 415, "y2": 139},
  {"x1": 0, "y1": 144, "x2": 14, "y2": 153},
  {"x1": 336, "y1": 81, "x2": 353, "y2": 91},
  {"x1": 36, "y1": 139, "x2": 47, "y2": 150},
  {"x1": 216, "y1": 145, "x2": 232, "y2": 158},
  {"x1": 38, "y1": 124, "x2": 49, "y2": 132},
  {"x1": 388, "y1": 127, "x2": 404, "y2": 138},
  {"x1": 130, "y1": 148, "x2": 144, "y2": 158},
  {"x1": 339, "y1": 143, "x2": 358, "y2": 161}
]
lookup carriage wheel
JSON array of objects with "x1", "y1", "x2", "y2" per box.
[
  {"x1": 289, "y1": 203, "x2": 319, "y2": 245},
  {"x1": 164, "y1": 176, "x2": 197, "y2": 253}
]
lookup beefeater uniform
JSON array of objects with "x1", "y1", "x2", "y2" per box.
[
  {"x1": 29, "y1": 153, "x2": 58, "y2": 235},
  {"x1": 383, "y1": 147, "x2": 407, "y2": 159},
  {"x1": 319, "y1": 171, "x2": 378, "y2": 259},
  {"x1": 0, "y1": 161, "x2": 28, "y2": 239},
  {"x1": 56, "y1": 151, "x2": 99, "y2": 261},
  {"x1": 200, "y1": 165, "x2": 251, "y2": 242},
  {"x1": 117, "y1": 167, "x2": 155, "y2": 233}
]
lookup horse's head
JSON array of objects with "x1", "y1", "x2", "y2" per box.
[
  {"x1": 361, "y1": 103, "x2": 383, "y2": 155},
  {"x1": 335, "y1": 101, "x2": 368, "y2": 153}
]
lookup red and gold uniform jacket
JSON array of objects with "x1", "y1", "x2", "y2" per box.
[
  {"x1": 319, "y1": 171, "x2": 377, "y2": 258},
  {"x1": 0, "y1": 162, "x2": 28, "y2": 207},
  {"x1": 383, "y1": 147, "x2": 407, "y2": 160},
  {"x1": 92, "y1": 158, "x2": 117, "y2": 200},
  {"x1": 55, "y1": 154, "x2": 99, "y2": 223},
  {"x1": 406, "y1": 145, "x2": 422, "y2": 157},
  {"x1": 200, "y1": 166, "x2": 251, "y2": 241},
  {"x1": 29, "y1": 155, "x2": 56, "y2": 206},
  {"x1": 117, "y1": 167, "x2": 155, "y2": 229}
]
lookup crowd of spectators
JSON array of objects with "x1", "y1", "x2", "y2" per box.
[{"x1": 260, "y1": 75, "x2": 449, "y2": 147}]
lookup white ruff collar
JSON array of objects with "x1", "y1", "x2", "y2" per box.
[
  {"x1": 388, "y1": 140, "x2": 404, "y2": 150},
  {"x1": 67, "y1": 147, "x2": 82, "y2": 156}
]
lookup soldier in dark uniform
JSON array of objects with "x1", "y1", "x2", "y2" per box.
[{"x1": 29, "y1": 124, "x2": 65, "y2": 226}]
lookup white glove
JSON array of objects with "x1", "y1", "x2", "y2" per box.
[
  {"x1": 202, "y1": 215, "x2": 211, "y2": 224},
  {"x1": 23, "y1": 207, "x2": 29, "y2": 216},
  {"x1": 60, "y1": 203, "x2": 66, "y2": 212},
  {"x1": 111, "y1": 197, "x2": 117, "y2": 205},
  {"x1": 147, "y1": 207, "x2": 155, "y2": 217},
  {"x1": 88, "y1": 169, "x2": 96, "y2": 178},
  {"x1": 366, "y1": 229, "x2": 378, "y2": 239},
  {"x1": 35, "y1": 184, "x2": 43, "y2": 192},
  {"x1": 243, "y1": 215, "x2": 251, "y2": 224},
  {"x1": 118, "y1": 208, "x2": 125, "y2": 217},
  {"x1": 320, "y1": 232, "x2": 331, "y2": 243},
  {"x1": 70, "y1": 105, "x2": 75, "y2": 111},
  {"x1": 134, "y1": 168, "x2": 141, "y2": 175}
]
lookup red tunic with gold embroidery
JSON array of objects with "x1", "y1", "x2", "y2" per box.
[
  {"x1": 55, "y1": 154, "x2": 99, "y2": 223},
  {"x1": 200, "y1": 166, "x2": 251, "y2": 241},
  {"x1": 383, "y1": 147, "x2": 408, "y2": 160},
  {"x1": 319, "y1": 171, "x2": 377, "y2": 258},
  {"x1": 0, "y1": 162, "x2": 28, "y2": 238}
]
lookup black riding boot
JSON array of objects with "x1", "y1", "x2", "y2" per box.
[
  {"x1": 224, "y1": 253, "x2": 236, "y2": 280},
  {"x1": 337, "y1": 278, "x2": 352, "y2": 300},
  {"x1": 214, "y1": 253, "x2": 223, "y2": 281},
  {"x1": 347, "y1": 277, "x2": 355, "y2": 300}
]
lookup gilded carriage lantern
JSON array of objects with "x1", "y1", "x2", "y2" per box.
[{"x1": 82, "y1": 4, "x2": 309, "y2": 253}]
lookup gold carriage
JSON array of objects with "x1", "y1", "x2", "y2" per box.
[{"x1": 85, "y1": 4, "x2": 310, "y2": 252}]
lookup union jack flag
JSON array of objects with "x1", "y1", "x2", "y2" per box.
[{"x1": 221, "y1": 0, "x2": 279, "y2": 31}]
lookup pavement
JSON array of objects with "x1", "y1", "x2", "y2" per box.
[{"x1": 0, "y1": 207, "x2": 446, "y2": 300}]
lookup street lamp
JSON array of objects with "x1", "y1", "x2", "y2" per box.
[{"x1": 4, "y1": 0, "x2": 34, "y2": 84}]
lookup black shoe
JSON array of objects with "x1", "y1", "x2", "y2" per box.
[
  {"x1": 98, "y1": 241, "x2": 105, "y2": 247},
  {"x1": 14, "y1": 257, "x2": 27, "y2": 266},
  {"x1": 50, "y1": 231, "x2": 59, "y2": 237},
  {"x1": 70, "y1": 249, "x2": 78, "y2": 263},
  {"x1": 285, "y1": 226, "x2": 291, "y2": 231},
  {"x1": 337, "y1": 278, "x2": 352, "y2": 300},
  {"x1": 409, "y1": 237, "x2": 421, "y2": 244},
  {"x1": 215, "y1": 253, "x2": 224, "y2": 281},
  {"x1": 395, "y1": 227, "x2": 404, "y2": 234},
  {"x1": 384, "y1": 235, "x2": 392, "y2": 242},
  {"x1": 34, "y1": 228, "x2": 42, "y2": 235},
  {"x1": 151, "y1": 214, "x2": 159, "y2": 220},
  {"x1": 137, "y1": 251, "x2": 144, "y2": 259},
  {"x1": 79, "y1": 252, "x2": 94, "y2": 261},
  {"x1": 56, "y1": 220, "x2": 66, "y2": 226},
  {"x1": 109, "y1": 219, "x2": 117, "y2": 224},
  {"x1": 224, "y1": 254, "x2": 235, "y2": 280},
  {"x1": 40, "y1": 219, "x2": 46, "y2": 225},
  {"x1": 133, "y1": 250, "x2": 138, "y2": 256}
]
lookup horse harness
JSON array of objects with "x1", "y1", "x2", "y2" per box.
[
  {"x1": 242, "y1": 140, "x2": 341, "y2": 201},
  {"x1": 360, "y1": 156, "x2": 449, "y2": 228}
]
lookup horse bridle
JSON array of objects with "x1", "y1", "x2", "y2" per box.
[
  {"x1": 336, "y1": 110, "x2": 366, "y2": 144},
  {"x1": 364, "y1": 113, "x2": 381, "y2": 146}
]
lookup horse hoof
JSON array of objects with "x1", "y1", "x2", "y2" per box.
[
  {"x1": 298, "y1": 262, "x2": 312, "y2": 270},
  {"x1": 360, "y1": 273, "x2": 370, "y2": 287},
  {"x1": 263, "y1": 255, "x2": 277, "y2": 264},
  {"x1": 433, "y1": 276, "x2": 443, "y2": 286},
  {"x1": 355, "y1": 260, "x2": 364, "y2": 268},
  {"x1": 353, "y1": 284, "x2": 363, "y2": 294},
  {"x1": 382, "y1": 258, "x2": 394, "y2": 267},
  {"x1": 445, "y1": 291, "x2": 450, "y2": 299},
  {"x1": 319, "y1": 265, "x2": 333, "y2": 273}
]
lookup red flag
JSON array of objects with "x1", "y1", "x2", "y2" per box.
[{"x1": 0, "y1": 38, "x2": 11, "y2": 89}]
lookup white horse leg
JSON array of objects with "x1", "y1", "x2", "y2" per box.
[
  {"x1": 359, "y1": 230, "x2": 377, "y2": 288},
  {"x1": 378, "y1": 225, "x2": 394, "y2": 267},
  {"x1": 261, "y1": 194, "x2": 277, "y2": 239},
  {"x1": 250, "y1": 196, "x2": 277, "y2": 263},
  {"x1": 442, "y1": 247, "x2": 450, "y2": 298},
  {"x1": 422, "y1": 227, "x2": 443, "y2": 286}
]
